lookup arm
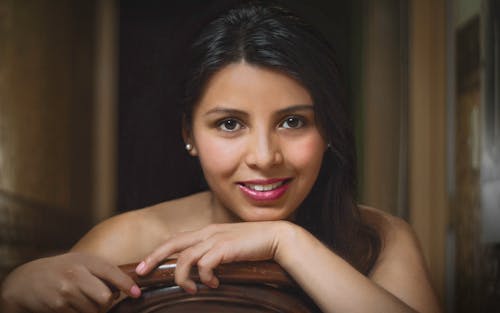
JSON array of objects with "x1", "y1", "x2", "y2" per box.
[
  {"x1": 136, "y1": 219, "x2": 441, "y2": 313},
  {"x1": 274, "y1": 220, "x2": 441, "y2": 313},
  {"x1": 0, "y1": 252, "x2": 141, "y2": 313},
  {"x1": 136, "y1": 217, "x2": 439, "y2": 312},
  {"x1": 0, "y1": 213, "x2": 144, "y2": 313}
]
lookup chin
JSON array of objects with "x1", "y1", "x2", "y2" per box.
[{"x1": 237, "y1": 206, "x2": 293, "y2": 222}]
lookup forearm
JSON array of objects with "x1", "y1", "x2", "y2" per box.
[{"x1": 274, "y1": 222, "x2": 417, "y2": 313}]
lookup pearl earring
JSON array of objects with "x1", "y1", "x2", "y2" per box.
[{"x1": 185, "y1": 143, "x2": 193, "y2": 151}]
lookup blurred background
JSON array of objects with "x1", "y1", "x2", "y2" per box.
[{"x1": 0, "y1": 0, "x2": 498, "y2": 312}]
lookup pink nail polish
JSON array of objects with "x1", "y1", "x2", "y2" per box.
[
  {"x1": 209, "y1": 278, "x2": 219, "y2": 288},
  {"x1": 136, "y1": 261, "x2": 145, "y2": 274},
  {"x1": 186, "y1": 284, "x2": 197, "y2": 295},
  {"x1": 130, "y1": 285, "x2": 141, "y2": 298}
]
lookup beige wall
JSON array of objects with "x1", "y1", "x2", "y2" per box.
[
  {"x1": 0, "y1": 0, "x2": 97, "y2": 278},
  {"x1": 361, "y1": 0, "x2": 407, "y2": 217},
  {"x1": 0, "y1": 0, "x2": 73, "y2": 208},
  {"x1": 360, "y1": 0, "x2": 449, "y2": 303},
  {"x1": 408, "y1": 0, "x2": 448, "y2": 302}
]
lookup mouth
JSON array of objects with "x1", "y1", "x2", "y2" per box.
[{"x1": 236, "y1": 178, "x2": 292, "y2": 202}]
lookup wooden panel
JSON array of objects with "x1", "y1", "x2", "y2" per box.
[
  {"x1": 0, "y1": 0, "x2": 73, "y2": 209},
  {"x1": 0, "y1": 192, "x2": 88, "y2": 279},
  {"x1": 361, "y1": 0, "x2": 407, "y2": 216},
  {"x1": 408, "y1": 0, "x2": 448, "y2": 302},
  {"x1": 0, "y1": 0, "x2": 96, "y2": 278}
]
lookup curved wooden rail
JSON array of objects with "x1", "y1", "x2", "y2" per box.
[
  {"x1": 118, "y1": 259, "x2": 296, "y2": 289},
  {"x1": 110, "y1": 260, "x2": 319, "y2": 313}
]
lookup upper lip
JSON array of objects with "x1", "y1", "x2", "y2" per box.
[{"x1": 237, "y1": 177, "x2": 292, "y2": 185}]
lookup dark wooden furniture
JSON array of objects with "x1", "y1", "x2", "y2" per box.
[{"x1": 110, "y1": 260, "x2": 319, "y2": 313}]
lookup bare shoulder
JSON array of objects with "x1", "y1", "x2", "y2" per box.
[
  {"x1": 71, "y1": 205, "x2": 166, "y2": 265},
  {"x1": 71, "y1": 191, "x2": 212, "y2": 265},
  {"x1": 359, "y1": 205, "x2": 424, "y2": 274},
  {"x1": 359, "y1": 206, "x2": 417, "y2": 251},
  {"x1": 359, "y1": 205, "x2": 441, "y2": 313}
]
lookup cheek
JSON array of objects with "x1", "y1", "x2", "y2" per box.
[
  {"x1": 195, "y1": 134, "x2": 243, "y2": 177},
  {"x1": 283, "y1": 134, "x2": 325, "y2": 171}
]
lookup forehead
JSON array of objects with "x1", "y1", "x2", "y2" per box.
[{"x1": 196, "y1": 62, "x2": 313, "y2": 112}]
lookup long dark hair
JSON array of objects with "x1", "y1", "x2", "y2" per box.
[{"x1": 182, "y1": 1, "x2": 380, "y2": 275}]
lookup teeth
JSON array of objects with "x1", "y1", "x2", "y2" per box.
[{"x1": 244, "y1": 181, "x2": 285, "y2": 191}]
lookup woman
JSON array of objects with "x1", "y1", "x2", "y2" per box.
[{"x1": 1, "y1": 2, "x2": 441, "y2": 312}]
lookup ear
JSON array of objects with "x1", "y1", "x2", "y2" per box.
[{"x1": 182, "y1": 115, "x2": 198, "y2": 156}]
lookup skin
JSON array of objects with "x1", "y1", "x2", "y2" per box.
[
  {"x1": 186, "y1": 61, "x2": 326, "y2": 223},
  {"x1": 0, "y1": 63, "x2": 442, "y2": 313}
]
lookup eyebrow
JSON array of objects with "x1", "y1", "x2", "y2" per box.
[{"x1": 204, "y1": 104, "x2": 314, "y2": 117}]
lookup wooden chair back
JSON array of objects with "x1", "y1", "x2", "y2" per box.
[{"x1": 110, "y1": 260, "x2": 319, "y2": 313}]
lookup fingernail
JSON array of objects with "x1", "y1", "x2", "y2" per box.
[
  {"x1": 185, "y1": 282, "x2": 197, "y2": 295},
  {"x1": 130, "y1": 285, "x2": 141, "y2": 298},
  {"x1": 208, "y1": 277, "x2": 219, "y2": 288},
  {"x1": 136, "y1": 261, "x2": 145, "y2": 274}
]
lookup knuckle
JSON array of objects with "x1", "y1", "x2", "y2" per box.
[
  {"x1": 96, "y1": 290, "x2": 113, "y2": 306},
  {"x1": 145, "y1": 255, "x2": 157, "y2": 266},
  {"x1": 74, "y1": 264, "x2": 88, "y2": 276},
  {"x1": 50, "y1": 296, "x2": 69, "y2": 310},
  {"x1": 177, "y1": 251, "x2": 193, "y2": 265},
  {"x1": 62, "y1": 264, "x2": 86, "y2": 280},
  {"x1": 62, "y1": 267, "x2": 77, "y2": 280},
  {"x1": 196, "y1": 258, "x2": 211, "y2": 270},
  {"x1": 58, "y1": 281, "x2": 74, "y2": 297}
]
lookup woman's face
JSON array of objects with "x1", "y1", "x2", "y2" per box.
[{"x1": 187, "y1": 62, "x2": 326, "y2": 222}]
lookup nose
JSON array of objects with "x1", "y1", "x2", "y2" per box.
[{"x1": 244, "y1": 129, "x2": 283, "y2": 169}]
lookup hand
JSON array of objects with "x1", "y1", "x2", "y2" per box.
[
  {"x1": 1, "y1": 252, "x2": 141, "y2": 313},
  {"x1": 135, "y1": 221, "x2": 294, "y2": 294}
]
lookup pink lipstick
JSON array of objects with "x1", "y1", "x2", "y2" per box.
[{"x1": 237, "y1": 178, "x2": 292, "y2": 201}]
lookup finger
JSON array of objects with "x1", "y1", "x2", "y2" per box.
[
  {"x1": 15, "y1": 286, "x2": 53, "y2": 312},
  {"x1": 68, "y1": 295, "x2": 98, "y2": 313},
  {"x1": 47, "y1": 278, "x2": 97, "y2": 313},
  {"x1": 60, "y1": 305, "x2": 80, "y2": 313},
  {"x1": 175, "y1": 239, "x2": 215, "y2": 294},
  {"x1": 137, "y1": 230, "x2": 206, "y2": 275},
  {"x1": 44, "y1": 292, "x2": 79, "y2": 313},
  {"x1": 197, "y1": 264, "x2": 219, "y2": 289},
  {"x1": 17, "y1": 291, "x2": 62, "y2": 313},
  {"x1": 65, "y1": 291, "x2": 99, "y2": 313},
  {"x1": 75, "y1": 267, "x2": 117, "y2": 310},
  {"x1": 82, "y1": 257, "x2": 141, "y2": 299},
  {"x1": 197, "y1": 247, "x2": 226, "y2": 288},
  {"x1": 62, "y1": 305, "x2": 80, "y2": 313}
]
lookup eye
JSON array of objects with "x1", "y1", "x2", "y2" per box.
[
  {"x1": 217, "y1": 118, "x2": 243, "y2": 132},
  {"x1": 280, "y1": 116, "x2": 305, "y2": 129}
]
